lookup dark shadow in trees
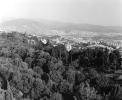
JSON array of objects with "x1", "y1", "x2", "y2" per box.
[
  {"x1": 0, "y1": 72, "x2": 7, "y2": 90},
  {"x1": 42, "y1": 63, "x2": 50, "y2": 73},
  {"x1": 62, "y1": 93, "x2": 75, "y2": 100}
]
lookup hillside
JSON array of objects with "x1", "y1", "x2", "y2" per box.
[{"x1": 0, "y1": 19, "x2": 122, "y2": 35}]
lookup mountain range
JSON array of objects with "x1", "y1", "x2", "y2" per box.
[
  {"x1": 0, "y1": 19, "x2": 122, "y2": 42},
  {"x1": 0, "y1": 18, "x2": 122, "y2": 33}
]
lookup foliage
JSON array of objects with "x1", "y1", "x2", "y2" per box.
[
  {"x1": 31, "y1": 78, "x2": 44, "y2": 99},
  {"x1": 78, "y1": 82, "x2": 102, "y2": 100},
  {"x1": 50, "y1": 92, "x2": 63, "y2": 100},
  {"x1": 0, "y1": 32, "x2": 121, "y2": 100}
]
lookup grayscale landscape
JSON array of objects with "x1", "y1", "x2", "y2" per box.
[{"x1": 0, "y1": 0, "x2": 122, "y2": 100}]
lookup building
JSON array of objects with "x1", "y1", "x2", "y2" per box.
[
  {"x1": 41, "y1": 38, "x2": 47, "y2": 44},
  {"x1": 65, "y1": 43, "x2": 72, "y2": 51},
  {"x1": 119, "y1": 47, "x2": 122, "y2": 58}
]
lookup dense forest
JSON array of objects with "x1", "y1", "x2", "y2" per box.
[{"x1": 0, "y1": 31, "x2": 121, "y2": 100}]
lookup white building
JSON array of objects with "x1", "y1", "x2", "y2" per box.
[
  {"x1": 41, "y1": 39, "x2": 47, "y2": 44},
  {"x1": 65, "y1": 43, "x2": 72, "y2": 51}
]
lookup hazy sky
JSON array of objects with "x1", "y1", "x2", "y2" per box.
[{"x1": 0, "y1": 0, "x2": 121, "y2": 26}]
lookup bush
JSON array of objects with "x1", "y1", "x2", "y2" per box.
[{"x1": 79, "y1": 82, "x2": 101, "y2": 100}]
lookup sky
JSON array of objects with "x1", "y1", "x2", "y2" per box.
[{"x1": 0, "y1": 0, "x2": 121, "y2": 26}]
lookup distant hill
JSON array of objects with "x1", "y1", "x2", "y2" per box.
[{"x1": 0, "y1": 19, "x2": 122, "y2": 35}]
